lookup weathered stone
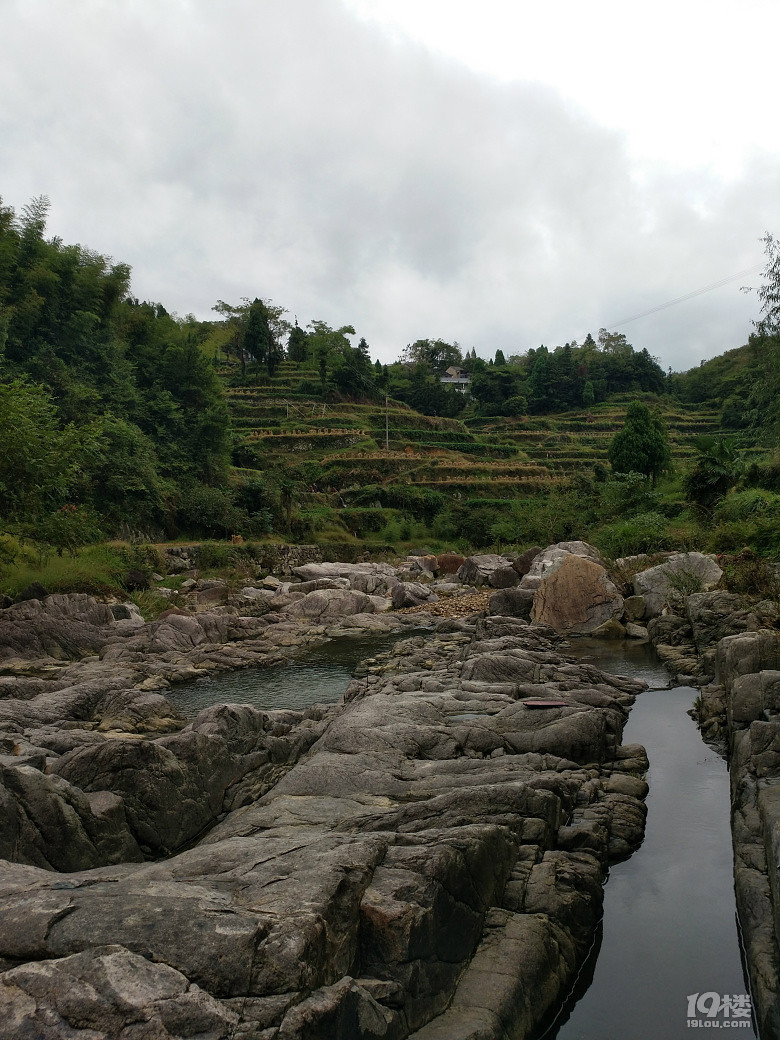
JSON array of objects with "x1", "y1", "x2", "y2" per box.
[
  {"x1": 0, "y1": 594, "x2": 116, "y2": 660},
  {"x1": 623, "y1": 595, "x2": 646, "y2": 621},
  {"x1": 488, "y1": 587, "x2": 535, "y2": 620},
  {"x1": 284, "y1": 589, "x2": 378, "y2": 620},
  {"x1": 511, "y1": 546, "x2": 544, "y2": 577},
  {"x1": 457, "y1": 555, "x2": 508, "y2": 586},
  {"x1": 436, "y1": 552, "x2": 466, "y2": 575},
  {"x1": 633, "y1": 552, "x2": 722, "y2": 619},
  {"x1": 14, "y1": 582, "x2": 50, "y2": 603},
  {"x1": 0, "y1": 945, "x2": 238, "y2": 1040},
  {"x1": 531, "y1": 554, "x2": 624, "y2": 635},
  {"x1": 487, "y1": 565, "x2": 521, "y2": 589},
  {"x1": 391, "y1": 582, "x2": 436, "y2": 609},
  {"x1": 0, "y1": 579, "x2": 654, "y2": 1040},
  {"x1": 589, "y1": 618, "x2": 626, "y2": 639},
  {"x1": 686, "y1": 590, "x2": 761, "y2": 649}
]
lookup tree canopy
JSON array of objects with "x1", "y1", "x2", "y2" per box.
[{"x1": 608, "y1": 401, "x2": 671, "y2": 484}]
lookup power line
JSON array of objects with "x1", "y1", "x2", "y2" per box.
[{"x1": 603, "y1": 263, "x2": 763, "y2": 331}]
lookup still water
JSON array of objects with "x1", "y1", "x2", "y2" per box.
[
  {"x1": 541, "y1": 641, "x2": 756, "y2": 1040},
  {"x1": 167, "y1": 631, "x2": 416, "y2": 717}
]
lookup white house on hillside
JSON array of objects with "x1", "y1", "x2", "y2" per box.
[{"x1": 439, "y1": 366, "x2": 471, "y2": 393}]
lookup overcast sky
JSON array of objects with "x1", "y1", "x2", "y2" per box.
[{"x1": 2, "y1": 0, "x2": 778, "y2": 372}]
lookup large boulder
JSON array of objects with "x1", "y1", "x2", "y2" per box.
[
  {"x1": 511, "y1": 546, "x2": 544, "y2": 577},
  {"x1": 457, "y1": 555, "x2": 508, "y2": 586},
  {"x1": 391, "y1": 582, "x2": 437, "y2": 609},
  {"x1": 633, "y1": 552, "x2": 722, "y2": 619},
  {"x1": 284, "y1": 589, "x2": 378, "y2": 621},
  {"x1": 531, "y1": 553, "x2": 624, "y2": 635},
  {"x1": 685, "y1": 590, "x2": 763, "y2": 649},
  {"x1": 488, "y1": 565, "x2": 522, "y2": 589},
  {"x1": 436, "y1": 551, "x2": 466, "y2": 575},
  {"x1": 0, "y1": 595, "x2": 117, "y2": 661},
  {"x1": 488, "y1": 587, "x2": 535, "y2": 619},
  {"x1": 0, "y1": 945, "x2": 238, "y2": 1039},
  {"x1": 522, "y1": 542, "x2": 603, "y2": 585}
]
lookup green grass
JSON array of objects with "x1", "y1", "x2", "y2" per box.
[{"x1": 0, "y1": 543, "x2": 128, "y2": 598}]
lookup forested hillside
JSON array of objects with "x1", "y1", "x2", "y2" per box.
[
  {"x1": 2, "y1": 194, "x2": 780, "y2": 577},
  {"x1": 0, "y1": 196, "x2": 231, "y2": 541}
]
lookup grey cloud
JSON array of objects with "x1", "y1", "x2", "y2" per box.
[{"x1": 0, "y1": 0, "x2": 773, "y2": 370}]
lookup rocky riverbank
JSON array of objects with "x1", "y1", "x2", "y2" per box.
[{"x1": 0, "y1": 541, "x2": 777, "y2": 1038}]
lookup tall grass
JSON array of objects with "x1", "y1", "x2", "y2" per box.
[{"x1": 0, "y1": 543, "x2": 127, "y2": 598}]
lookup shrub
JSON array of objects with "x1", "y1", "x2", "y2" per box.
[
  {"x1": 34, "y1": 505, "x2": 103, "y2": 556},
  {"x1": 594, "y1": 512, "x2": 672, "y2": 558},
  {"x1": 190, "y1": 542, "x2": 240, "y2": 570},
  {"x1": 720, "y1": 549, "x2": 780, "y2": 599},
  {"x1": 600, "y1": 473, "x2": 660, "y2": 518},
  {"x1": 713, "y1": 488, "x2": 780, "y2": 524},
  {"x1": 176, "y1": 484, "x2": 246, "y2": 538},
  {"x1": 340, "y1": 508, "x2": 386, "y2": 535}
]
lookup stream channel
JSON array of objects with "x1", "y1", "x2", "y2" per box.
[
  {"x1": 541, "y1": 640, "x2": 757, "y2": 1040},
  {"x1": 171, "y1": 633, "x2": 757, "y2": 1039}
]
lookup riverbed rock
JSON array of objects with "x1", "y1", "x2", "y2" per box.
[
  {"x1": 488, "y1": 565, "x2": 522, "y2": 589},
  {"x1": 487, "y1": 587, "x2": 535, "y2": 619},
  {"x1": 0, "y1": 944, "x2": 238, "y2": 1040},
  {"x1": 623, "y1": 595, "x2": 646, "y2": 621},
  {"x1": 284, "y1": 589, "x2": 380, "y2": 621},
  {"x1": 0, "y1": 594, "x2": 117, "y2": 660},
  {"x1": 436, "y1": 551, "x2": 465, "y2": 575},
  {"x1": 632, "y1": 552, "x2": 723, "y2": 619},
  {"x1": 391, "y1": 582, "x2": 437, "y2": 609},
  {"x1": 0, "y1": 609, "x2": 649, "y2": 1039},
  {"x1": 511, "y1": 546, "x2": 544, "y2": 577},
  {"x1": 686, "y1": 590, "x2": 763, "y2": 649},
  {"x1": 292, "y1": 562, "x2": 398, "y2": 598},
  {"x1": 456, "y1": 554, "x2": 509, "y2": 586},
  {"x1": 531, "y1": 553, "x2": 624, "y2": 636}
]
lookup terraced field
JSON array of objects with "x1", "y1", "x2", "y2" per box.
[{"x1": 222, "y1": 364, "x2": 724, "y2": 534}]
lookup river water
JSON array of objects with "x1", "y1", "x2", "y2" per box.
[
  {"x1": 170, "y1": 634, "x2": 757, "y2": 1038},
  {"x1": 541, "y1": 640, "x2": 757, "y2": 1040}
]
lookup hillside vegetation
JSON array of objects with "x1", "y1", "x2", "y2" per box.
[{"x1": 2, "y1": 194, "x2": 780, "y2": 597}]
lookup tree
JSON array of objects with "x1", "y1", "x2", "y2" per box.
[
  {"x1": 755, "y1": 232, "x2": 780, "y2": 337},
  {"x1": 0, "y1": 377, "x2": 83, "y2": 518},
  {"x1": 288, "y1": 321, "x2": 308, "y2": 364},
  {"x1": 244, "y1": 298, "x2": 272, "y2": 370},
  {"x1": 744, "y1": 233, "x2": 780, "y2": 440},
  {"x1": 608, "y1": 401, "x2": 670, "y2": 484},
  {"x1": 684, "y1": 435, "x2": 744, "y2": 512},
  {"x1": 402, "y1": 338, "x2": 462, "y2": 372},
  {"x1": 307, "y1": 320, "x2": 356, "y2": 396}
]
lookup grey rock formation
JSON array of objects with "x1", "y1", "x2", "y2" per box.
[
  {"x1": 487, "y1": 587, "x2": 535, "y2": 620},
  {"x1": 633, "y1": 552, "x2": 722, "y2": 619},
  {"x1": 391, "y1": 582, "x2": 437, "y2": 609},
  {"x1": 456, "y1": 554, "x2": 508, "y2": 586},
  {"x1": 0, "y1": 596, "x2": 648, "y2": 1039}
]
